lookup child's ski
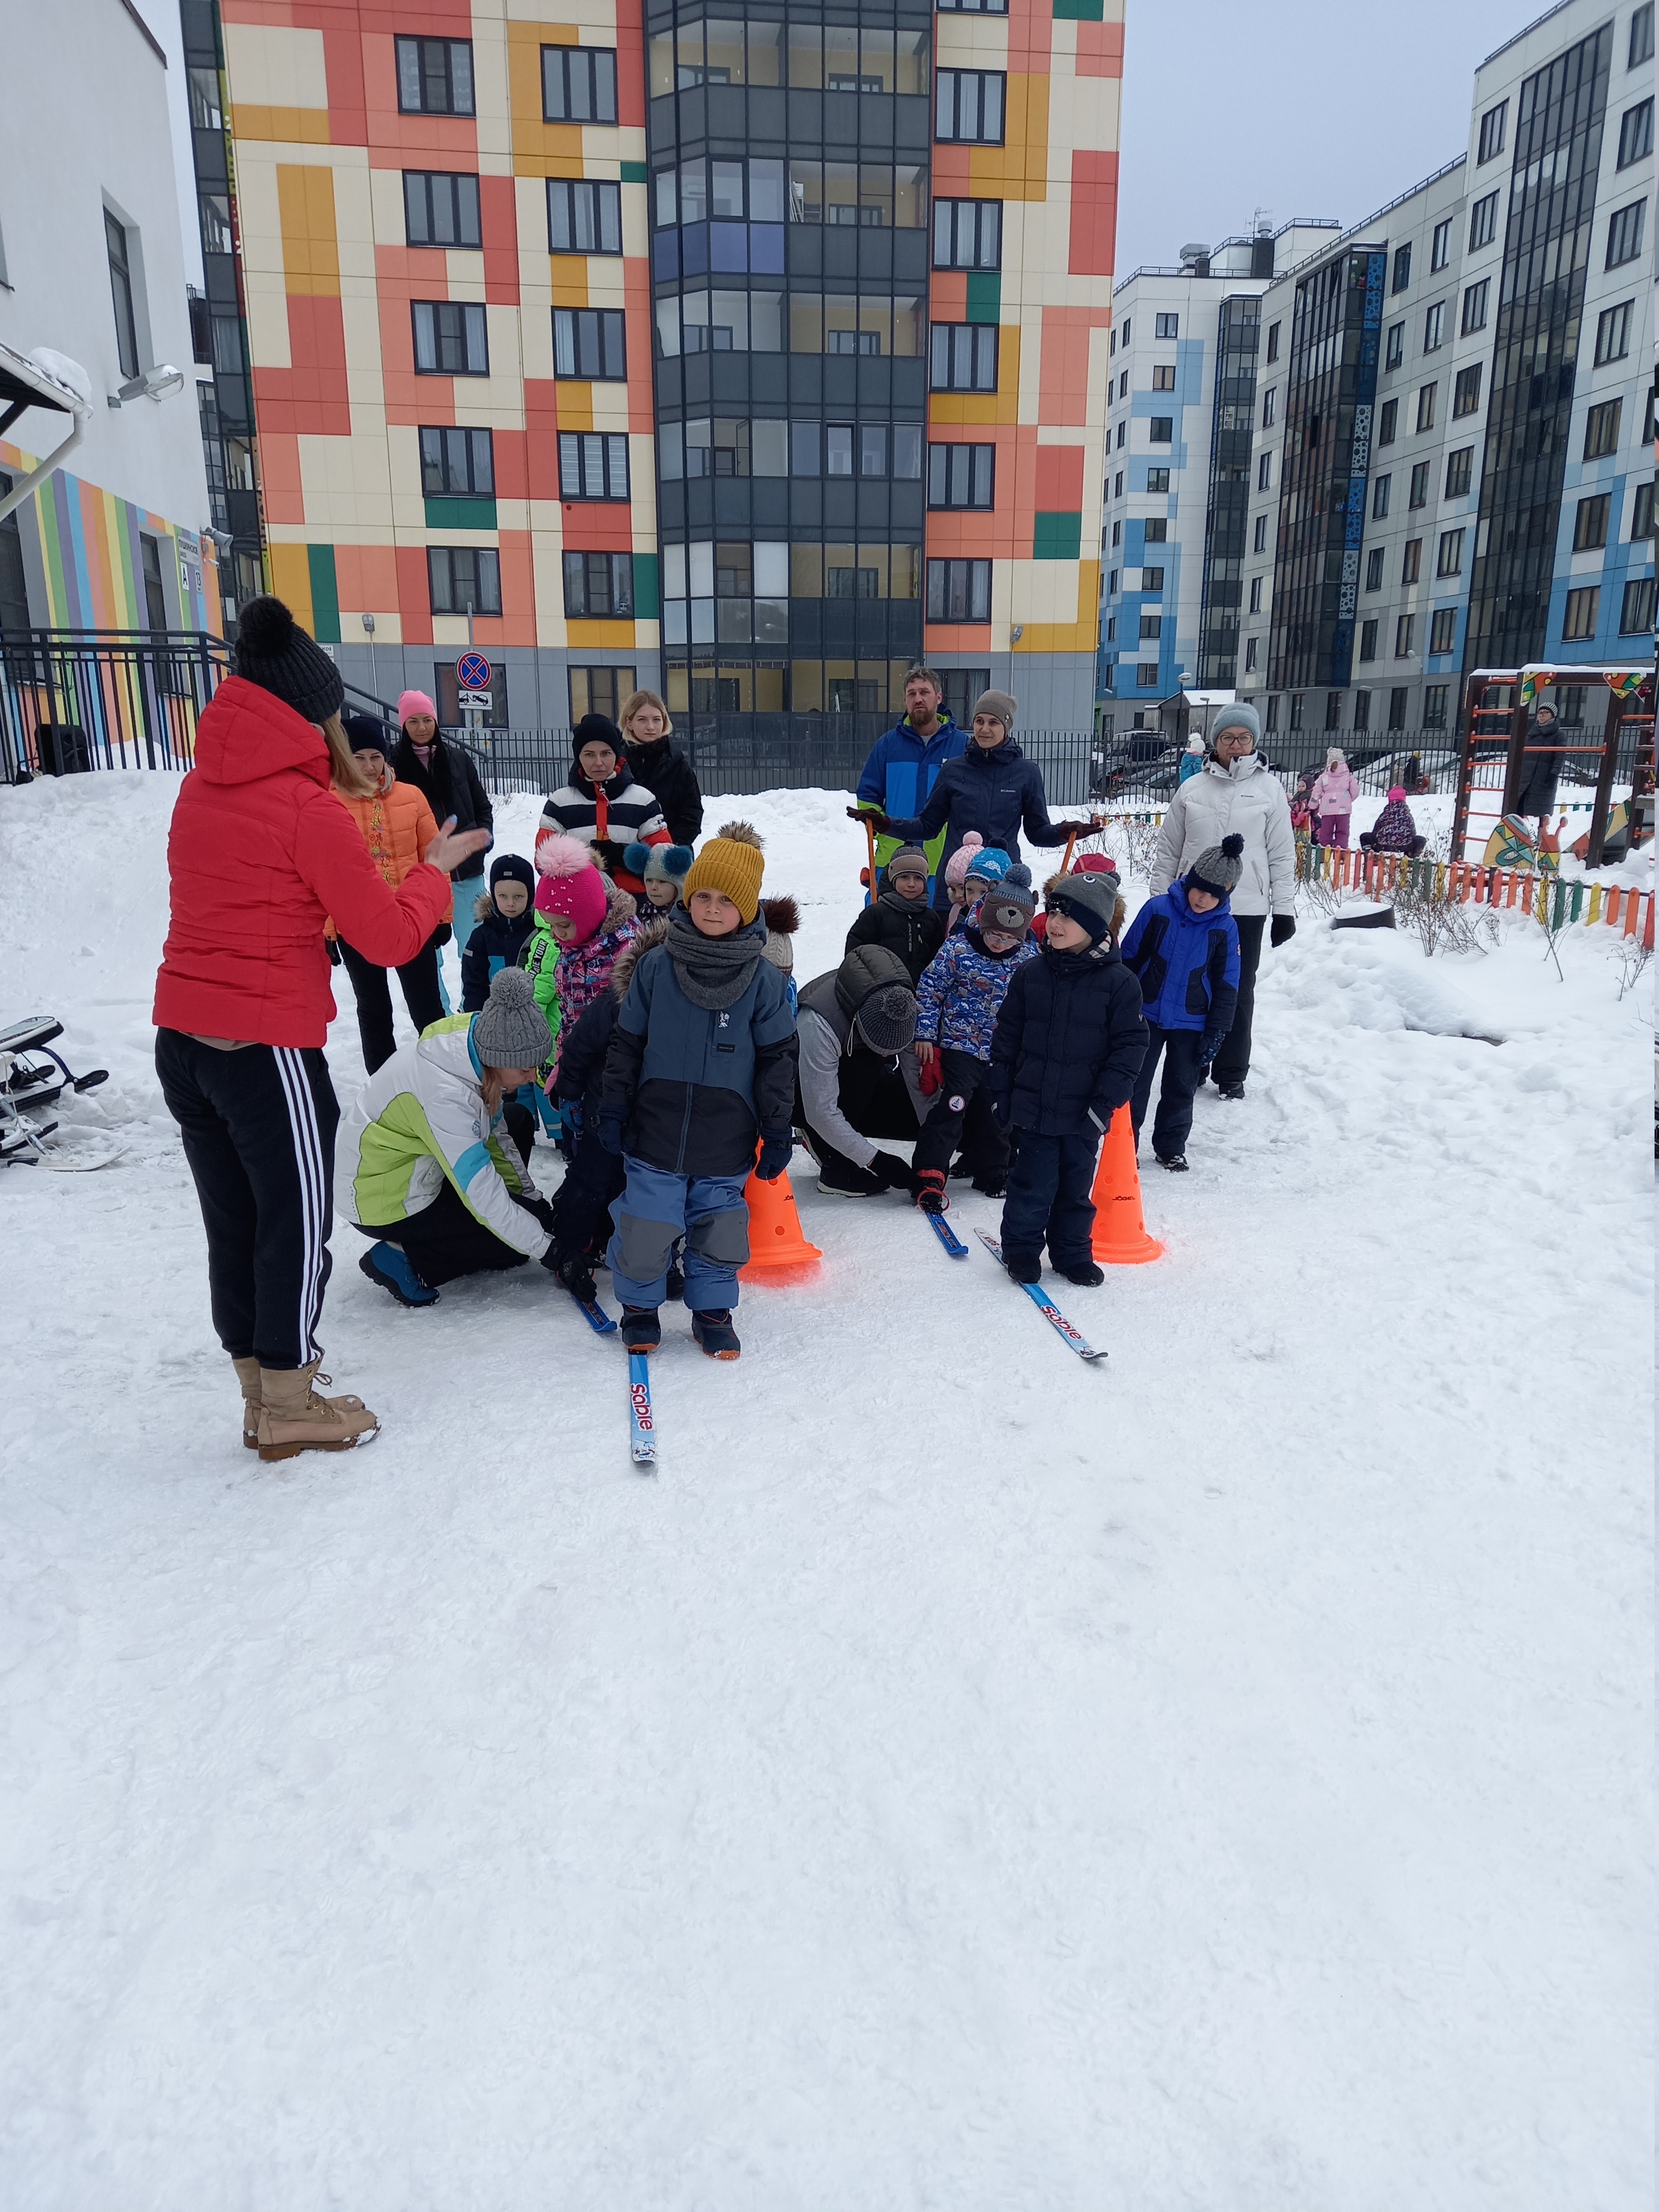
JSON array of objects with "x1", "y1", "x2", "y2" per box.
[
  {"x1": 572, "y1": 1291, "x2": 617, "y2": 1334},
  {"x1": 628, "y1": 1350, "x2": 658, "y2": 1464},
  {"x1": 975, "y1": 1232, "x2": 1107, "y2": 1363},
  {"x1": 925, "y1": 1208, "x2": 969, "y2": 1258}
]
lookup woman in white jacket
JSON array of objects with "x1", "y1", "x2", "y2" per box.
[{"x1": 1149, "y1": 701, "x2": 1296, "y2": 1100}]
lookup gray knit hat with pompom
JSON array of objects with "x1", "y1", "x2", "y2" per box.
[{"x1": 471, "y1": 966, "x2": 554, "y2": 1070}]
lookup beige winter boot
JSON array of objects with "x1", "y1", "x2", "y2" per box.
[
  {"x1": 232, "y1": 1356, "x2": 263, "y2": 1449},
  {"x1": 255, "y1": 1360, "x2": 380, "y2": 1462}
]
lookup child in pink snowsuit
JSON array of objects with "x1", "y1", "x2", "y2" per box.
[{"x1": 1312, "y1": 749, "x2": 1360, "y2": 848}]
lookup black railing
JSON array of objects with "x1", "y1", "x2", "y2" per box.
[{"x1": 1, "y1": 629, "x2": 229, "y2": 780}]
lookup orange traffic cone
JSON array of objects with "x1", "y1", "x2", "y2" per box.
[
  {"x1": 1089, "y1": 1106, "x2": 1165, "y2": 1265},
  {"x1": 739, "y1": 1149, "x2": 822, "y2": 1278}
]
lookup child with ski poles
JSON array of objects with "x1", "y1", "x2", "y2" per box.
[
  {"x1": 1119, "y1": 834, "x2": 1242, "y2": 1174},
  {"x1": 598, "y1": 825, "x2": 799, "y2": 1360}
]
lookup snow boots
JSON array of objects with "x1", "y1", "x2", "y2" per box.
[
  {"x1": 621, "y1": 1307, "x2": 661, "y2": 1353},
  {"x1": 255, "y1": 1361, "x2": 380, "y2": 1462},
  {"x1": 692, "y1": 1308, "x2": 741, "y2": 1360},
  {"x1": 1060, "y1": 1260, "x2": 1105, "y2": 1287},
  {"x1": 232, "y1": 1355, "x2": 263, "y2": 1449},
  {"x1": 913, "y1": 1167, "x2": 948, "y2": 1214},
  {"x1": 359, "y1": 1242, "x2": 439, "y2": 1307}
]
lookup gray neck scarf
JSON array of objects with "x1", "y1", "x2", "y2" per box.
[{"x1": 665, "y1": 910, "x2": 765, "y2": 1009}]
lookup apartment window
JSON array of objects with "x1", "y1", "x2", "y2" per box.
[
  {"x1": 1107, "y1": 571, "x2": 1117, "y2": 595},
  {"x1": 1562, "y1": 585, "x2": 1600, "y2": 640},
  {"x1": 1391, "y1": 242, "x2": 1412, "y2": 293},
  {"x1": 1388, "y1": 686, "x2": 1410, "y2": 729},
  {"x1": 1118, "y1": 371, "x2": 1129, "y2": 399},
  {"x1": 1352, "y1": 690, "x2": 1371, "y2": 730},
  {"x1": 1402, "y1": 538, "x2": 1422, "y2": 583},
  {"x1": 138, "y1": 533, "x2": 168, "y2": 630},
  {"x1": 1265, "y1": 320, "x2": 1280, "y2": 362},
  {"x1": 1105, "y1": 616, "x2": 1116, "y2": 640},
  {"x1": 1248, "y1": 574, "x2": 1263, "y2": 612},
  {"x1": 1632, "y1": 481, "x2": 1656, "y2": 539},
  {"x1": 1148, "y1": 416, "x2": 1173, "y2": 444},
  {"x1": 1647, "y1": 385, "x2": 1657, "y2": 445},
  {"x1": 412, "y1": 300, "x2": 488, "y2": 375},
  {"x1": 1359, "y1": 619, "x2": 1378, "y2": 662},
  {"x1": 1423, "y1": 684, "x2": 1449, "y2": 729},
  {"x1": 554, "y1": 307, "x2": 626, "y2": 379},
  {"x1": 1423, "y1": 301, "x2": 1446, "y2": 352},
  {"x1": 1385, "y1": 321, "x2": 1404, "y2": 371},
  {"x1": 926, "y1": 557, "x2": 991, "y2": 621},
  {"x1": 1572, "y1": 493, "x2": 1611, "y2": 552},
  {"x1": 1257, "y1": 451, "x2": 1271, "y2": 491},
  {"x1": 1416, "y1": 383, "x2": 1437, "y2": 432},
  {"x1": 932, "y1": 199, "x2": 1001, "y2": 268},
  {"x1": 1365, "y1": 547, "x2": 1384, "y2": 591},
  {"x1": 563, "y1": 551, "x2": 634, "y2": 618},
  {"x1": 570, "y1": 666, "x2": 637, "y2": 722},
  {"x1": 397, "y1": 36, "x2": 474, "y2": 114},
  {"x1": 420, "y1": 425, "x2": 494, "y2": 497},
  {"x1": 559, "y1": 430, "x2": 630, "y2": 499},
  {"x1": 1252, "y1": 513, "x2": 1267, "y2": 552},
  {"x1": 936, "y1": 70, "x2": 1005, "y2": 143},
  {"x1": 429, "y1": 545, "x2": 500, "y2": 615},
  {"x1": 1264, "y1": 696, "x2": 1280, "y2": 731},
  {"x1": 1146, "y1": 468, "x2": 1171, "y2": 493},
  {"x1": 543, "y1": 46, "x2": 618, "y2": 123},
  {"x1": 1633, "y1": 3, "x2": 1655, "y2": 65},
  {"x1": 1143, "y1": 518, "x2": 1168, "y2": 542},
  {"x1": 1584, "y1": 399, "x2": 1623, "y2": 458},
  {"x1": 930, "y1": 323, "x2": 998, "y2": 390},
  {"x1": 1620, "y1": 575, "x2": 1656, "y2": 633},
  {"x1": 1378, "y1": 397, "x2": 1398, "y2": 445},
  {"x1": 1460, "y1": 279, "x2": 1489, "y2": 335},
  {"x1": 1436, "y1": 526, "x2": 1465, "y2": 576},
  {"x1": 1430, "y1": 218, "x2": 1451, "y2": 272},
  {"x1": 549, "y1": 179, "x2": 622, "y2": 255},
  {"x1": 1261, "y1": 386, "x2": 1277, "y2": 428},
  {"x1": 939, "y1": 0, "x2": 1009, "y2": 14},
  {"x1": 1619, "y1": 98, "x2": 1653, "y2": 167},
  {"x1": 404, "y1": 171, "x2": 481, "y2": 249},
  {"x1": 104, "y1": 208, "x2": 139, "y2": 380},
  {"x1": 1371, "y1": 473, "x2": 1391, "y2": 520},
  {"x1": 1594, "y1": 300, "x2": 1633, "y2": 366},
  {"x1": 1155, "y1": 312, "x2": 1179, "y2": 340},
  {"x1": 1395, "y1": 613, "x2": 1417, "y2": 656},
  {"x1": 1119, "y1": 317, "x2": 1130, "y2": 346},
  {"x1": 1110, "y1": 520, "x2": 1122, "y2": 546},
  {"x1": 1139, "y1": 613, "x2": 1162, "y2": 641},
  {"x1": 1445, "y1": 445, "x2": 1474, "y2": 498},
  {"x1": 1244, "y1": 637, "x2": 1259, "y2": 672},
  {"x1": 1468, "y1": 191, "x2": 1499, "y2": 251},
  {"x1": 1152, "y1": 364, "x2": 1177, "y2": 392},
  {"x1": 927, "y1": 442, "x2": 994, "y2": 508},
  {"x1": 1606, "y1": 200, "x2": 1646, "y2": 269},
  {"x1": 1453, "y1": 364, "x2": 1483, "y2": 418},
  {"x1": 1477, "y1": 100, "x2": 1507, "y2": 163},
  {"x1": 1428, "y1": 608, "x2": 1457, "y2": 655},
  {"x1": 1288, "y1": 693, "x2": 1305, "y2": 731},
  {"x1": 1135, "y1": 664, "x2": 1159, "y2": 688},
  {"x1": 1114, "y1": 472, "x2": 1124, "y2": 497}
]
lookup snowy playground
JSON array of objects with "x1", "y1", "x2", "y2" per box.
[{"x1": 1, "y1": 770, "x2": 1651, "y2": 2208}]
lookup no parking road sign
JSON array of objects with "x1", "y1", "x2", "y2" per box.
[{"x1": 456, "y1": 650, "x2": 492, "y2": 692}]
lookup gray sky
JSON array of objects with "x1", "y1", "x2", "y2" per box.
[{"x1": 1116, "y1": 0, "x2": 1537, "y2": 274}]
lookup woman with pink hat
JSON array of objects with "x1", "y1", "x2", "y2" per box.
[{"x1": 390, "y1": 689, "x2": 494, "y2": 967}]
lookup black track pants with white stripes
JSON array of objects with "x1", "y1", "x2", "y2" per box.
[{"x1": 156, "y1": 1030, "x2": 341, "y2": 1372}]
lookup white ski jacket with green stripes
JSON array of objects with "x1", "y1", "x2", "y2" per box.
[{"x1": 335, "y1": 1014, "x2": 550, "y2": 1260}]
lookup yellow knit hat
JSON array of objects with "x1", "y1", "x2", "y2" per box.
[{"x1": 682, "y1": 819, "x2": 765, "y2": 924}]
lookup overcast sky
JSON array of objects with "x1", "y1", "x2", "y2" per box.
[{"x1": 1116, "y1": 0, "x2": 1538, "y2": 274}]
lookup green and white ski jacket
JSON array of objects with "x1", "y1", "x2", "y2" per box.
[{"x1": 335, "y1": 1015, "x2": 550, "y2": 1260}]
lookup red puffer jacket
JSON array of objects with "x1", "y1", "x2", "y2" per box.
[{"x1": 153, "y1": 677, "x2": 453, "y2": 1047}]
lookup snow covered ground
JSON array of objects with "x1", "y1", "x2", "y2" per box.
[{"x1": 1, "y1": 770, "x2": 1651, "y2": 2209}]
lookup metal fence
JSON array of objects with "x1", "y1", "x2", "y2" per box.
[{"x1": 1, "y1": 629, "x2": 229, "y2": 780}]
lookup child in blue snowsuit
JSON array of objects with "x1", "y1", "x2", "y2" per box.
[
  {"x1": 910, "y1": 863, "x2": 1040, "y2": 1208},
  {"x1": 460, "y1": 853, "x2": 540, "y2": 1158},
  {"x1": 598, "y1": 826, "x2": 799, "y2": 1360},
  {"x1": 1119, "y1": 833, "x2": 1243, "y2": 1172}
]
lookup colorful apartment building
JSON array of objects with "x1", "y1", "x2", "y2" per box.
[{"x1": 206, "y1": 0, "x2": 1120, "y2": 736}]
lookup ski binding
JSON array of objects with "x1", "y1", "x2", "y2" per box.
[{"x1": 925, "y1": 1208, "x2": 969, "y2": 1258}]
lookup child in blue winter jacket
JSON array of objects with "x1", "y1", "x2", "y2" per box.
[
  {"x1": 461, "y1": 853, "x2": 540, "y2": 1159},
  {"x1": 1119, "y1": 832, "x2": 1243, "y2": 1172},
  {"x1": 910, "y1": 863, "x2": 1039, "y2": 1207}
]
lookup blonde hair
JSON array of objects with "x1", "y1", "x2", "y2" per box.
[
  {"x1": 479, "y1": 1066, "x2": 509, "y2": 1115},
  {"x1": 322, "y1": 712, "x2": 380, "y2": 800},
  {"x1": 620, "y1": 688, "x2": 672, "y2": 739}
]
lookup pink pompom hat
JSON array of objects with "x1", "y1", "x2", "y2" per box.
[{"x1": 533, "y1": 833, "x2": 610, "y2": 942}]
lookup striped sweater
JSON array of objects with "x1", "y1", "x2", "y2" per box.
[{"x1": 538, "y1": 764, "x2": 670, "y2": 890}]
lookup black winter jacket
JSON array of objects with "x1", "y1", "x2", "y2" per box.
[
  {"x1": 390, "y1": 734, "x2": 494, "y2": 881},
  {"x1": 624, "y1": 734, "x2": 703, "y2": 849},
  {"x1": 843, "y1": 889, "x2": 947, "y2": 984},
  {"x1": 460, "y1": 896, "x2": 536, "y2": 1010},
  {"x1": 555, "y1": 924, "x2": 669, "y2": 1124},
  {"x1": 882, "y1": 738, "x2": 1083, "y2": 910},
  {"x1": 988, "y1": 941, "x2": 1149, "y2": 1138}
]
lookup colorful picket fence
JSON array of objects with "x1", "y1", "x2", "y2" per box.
[{"x1": 1295, "y1": 837, "x2": 1655, "y2": 947}]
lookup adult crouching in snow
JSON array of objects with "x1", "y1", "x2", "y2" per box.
[
  {"x1": 152, "y1": 597, "x2": 488, "y2": 1459},
  {"x1": 390, "y1": 691, "x2": 493, "y2": 967},
  {"x1": 794, "y1": 944, "x2": 928, "y2": 1197},
  {"x1": 340, "y1": 968, "x2": 560, "y2": 1308},
  {"x1": 1149, "y1": 700, "x2": 1295, "y2": 1102}
]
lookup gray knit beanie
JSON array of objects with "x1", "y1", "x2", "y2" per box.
[
  {"x1": 971, "y1": 688, "x2": 1018, "y2": 732},
  {"x1": 853, "y1": 983, "x2": 918, "y2": 1056},
  {"x1": 471, "y1": 966, "x2": 554, "y2": 1070},
  {"x1": 1209, "y1": 701, "x2": 1260, "y2": 744},
  {"x1": 1186, "y1": 833, "x2": 1245, "y2": 899},
  {"x1": 1046, "y1": 872, "x2": 1118, "y2": 943}
]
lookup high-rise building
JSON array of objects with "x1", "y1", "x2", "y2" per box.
[{"x1": 205, "y1": 0, "x2": 1122, "y2": 739}]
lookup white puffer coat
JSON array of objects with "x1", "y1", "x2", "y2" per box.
[{"x1": 1150, "y1": 754, "x2": 1297, "y2": 917}]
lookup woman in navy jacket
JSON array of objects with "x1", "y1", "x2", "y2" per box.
[{"x1": 853, "y1": 690, "x2": 1103, "y2": 910}]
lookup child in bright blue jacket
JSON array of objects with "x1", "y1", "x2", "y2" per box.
[{"x1": 1119, "y1": 833, "x2": 1243, "y2": 1172}]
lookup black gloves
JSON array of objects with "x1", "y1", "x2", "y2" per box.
[
  {"x1": 868, "y1": 1150, "x2": 912, "y2": 1191},
  {"x1": 1198, "y1": 1031, "x2": 1226, "y2": 1066},
  {"x1": 756, "y1": 1133, "x2": 794, "y2": 1183},
  {"x1": 513, "y1": 1193, "x2": 559, "y2": 1236},
  {"x1": 432, "y1": 923, "x2": 452, "y2": 948},
  {"x1": 326, "y1": 937, "x2": 342, "y2": 967},
  {"x1": 597, "y1": 1115, "x2": 625, "y2": 1156},
  {"x1": 1271, "y1": 915, "x2": 1297, "y2": 948}
]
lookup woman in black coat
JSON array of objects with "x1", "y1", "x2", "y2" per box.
[
  {"x1": 854, "y1": 690, "x2": 1103, "y2": 911},
  {"x1": 621, "y1": 689, "x2": 703, "y2": 850}
]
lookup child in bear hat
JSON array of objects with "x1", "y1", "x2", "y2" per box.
[
  {"x1": 624, "y1": 837, "x2": 696, "y2": 918},
  {"x1": 1118, "y1": 833, "x2": 1243, "y2": 1172}
]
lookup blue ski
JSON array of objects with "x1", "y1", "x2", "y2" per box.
[
  {"x1": 975, "y1": 1232, "x2": 1107, "y2": 1363},
  {"x1": 925, "y1": 1208, "x2": 969, "y2": 1258},
  {"x1": 628, "y1": 1349, "x2": 658, "y2": 1464},
  {"x1": 572, "y1": 1291, "x2": 617, "y2": 1334}
]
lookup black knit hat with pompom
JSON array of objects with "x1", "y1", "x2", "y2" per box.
[{"x1": 232, "y1": 596, "x2": 345, "y2": 725}]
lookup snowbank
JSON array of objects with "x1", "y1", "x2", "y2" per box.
[{"x1": 0, "y1": 769, "x2": 1650, "y2": 2209}]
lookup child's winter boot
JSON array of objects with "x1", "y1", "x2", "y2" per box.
[
  {"x1": 232, "y1": 1355, "x2": 263, "y2": 1449},
  {"x1": 621, "y1": 1307, "x2": 661, "y2": 1353},
  {"x1": 255, "y1": 1361, "x2": 380, "y2": 1461},
  {"x1": 691, "y1": 1308, "x2": 742, "y2": 1360},
  {"x1": 1060, "y1": 1260, "x2": 1105, "y2": 1287},
  {"x1": 913, "y1": 1168, "x2": 948, "y2": 1214},
  {"x1": 1001, "y1": 1249, "x2": 1042, "y2": 1285},
  {"x1": 359, "y1": 1242, "x2": 440, "y2": 1307}
]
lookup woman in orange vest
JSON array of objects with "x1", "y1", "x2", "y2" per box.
[{"x1": 331, "y1": 714, "x2": 452, "y2": 1071}]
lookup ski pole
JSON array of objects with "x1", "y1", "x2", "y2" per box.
[
  {"x1": 863, "y1": 811, "x2": 879, "y2": 904},
  {"x1": 1061, "y1": 827, "x2": 1080, "y2": 873}
]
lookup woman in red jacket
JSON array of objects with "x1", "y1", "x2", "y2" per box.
[{"x1": 153, "y1": 597, "x2": 488, "y2": 1460}]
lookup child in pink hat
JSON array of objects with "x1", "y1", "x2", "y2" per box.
[{"x1": 523, "y1": 835, "x2": 642, "y2": 1083}]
